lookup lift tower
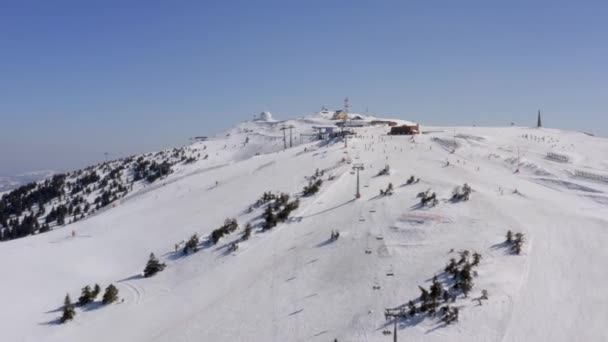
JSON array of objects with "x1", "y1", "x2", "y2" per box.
[{"x1": 352, "y1": 163, "x2": 364, "y2": 198}]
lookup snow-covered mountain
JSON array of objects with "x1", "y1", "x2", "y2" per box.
[{"x1": 1, "y1": 111, "x2": 607, "y2": 342}]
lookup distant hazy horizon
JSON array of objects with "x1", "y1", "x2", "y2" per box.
[{"x1": 1, "y1": 110, "x2": 602, "y2": 177}]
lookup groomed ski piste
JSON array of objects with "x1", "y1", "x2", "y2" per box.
[{"x1": 1, "y1": 111, "x2": 608, "y2": 342}]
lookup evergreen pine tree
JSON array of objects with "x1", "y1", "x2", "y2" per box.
[
  {"x1": 60, "y1": 294, "x2": 76, "y2": 323},
  {"x1": 183, "y1": 233, "x2": 200, "y2": 254},
  {"x1": 408, "y1": 300, "x2": 416, "y2": 316},
  {"x1": 442, "y1": 290, "x2": 450, "y2": 303},
  {"x1": 459, "y1": 265, "x2": 473, "y2": 298},
  {"x1": 419, "y1": 286, "x2": 429, "y2": 303},
  {"x1": 92, "y1": 284, "x2": 101, "y2": 299},
  {"x1": 143, "y1": 253, "x2": 166, "y2": 277},
  {"x1": 445, "y1": 258, "x2": 458, "y2": 275},
  {"x1": 263, "y1": 206, "x2": 277, "y2": 229},
  {"x1": 242, "y1": 223, "x2": 252, "y2": 241},
  {"x1": 512, "y1": 232, "x2": 525, "y2": 255},
  {"x1": 506, "y1": 230, "x2": 513, "y2": 243},
  {"x1": 472, "y1": 252, "x2": 482, "y2": 266},
  {"x1": 102, "y1": 284, "x2": 119, "y2": 305},
  {"x1": 78, "y1": 285, "x2": 94, "y2": 306},
  {"x1": 211, "y1": 228, "x2": 224, "y2": 244},
  {"x1": 430, "y1": 276, "x2": 443, "y2": 300},
  {"x1": 458, "y1": 250, "x2": 470, "y2": 265}
]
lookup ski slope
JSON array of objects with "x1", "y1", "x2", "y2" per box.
[{"x1": 1, "y1": 112, "x2": 608, "y2": 342}]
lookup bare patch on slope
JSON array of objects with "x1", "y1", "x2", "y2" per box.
[
  {"x1": 397, "y1": 212, "x2": 452, "y2": 226},
  {"x1": 504, "y1": 157, "x2": 553, "y2": 176},
  {"x1": 431, "y1": 137, "x2": 459, "y2": 152}
]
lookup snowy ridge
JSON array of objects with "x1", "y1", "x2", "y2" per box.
[{"x1": 1, "y1": 113, "x2": 608, "y2": 342}]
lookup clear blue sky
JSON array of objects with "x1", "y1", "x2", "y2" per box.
[{"x1": 1, "y1": 0, "x2": 606, "y2": 175}]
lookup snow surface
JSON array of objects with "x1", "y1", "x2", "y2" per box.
[{"x1": 1, "y1": 113, "x2": 608, "y2": 342}]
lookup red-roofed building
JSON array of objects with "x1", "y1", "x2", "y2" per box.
[{"x1": 389, "y1": 124, "x2": 420, "y2": 135}]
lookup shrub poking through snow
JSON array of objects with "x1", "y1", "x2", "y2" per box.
[
  {"x1": 302, "y1": 179, "x2": 322, "y2": 196},
  {"x1": 60, "y1": 294, "x2": 76, "y2": 323},
  {"x1": 474, "y1": 289, "x2": 489, "y2": 306},
  {"x1": 504, "y1": 230, "x2": 525, "y2": 255},
  {"x1": 377, "y1": 164, "x2": 390, "y2": 176},
  {"x1": 458, "y1": 250, "x2": 470, "y2": 265},
  {"x1": 418, "y1": 286, "x2": 430, "y2": 307},
  {"x1": 183, "y1": 233, "x2": 200, "y2": 255},
  {"x1": 472, "y1": 252, "x2": 482, "y2": 266},
  {"x1": 451, "y1": 183, "x2": 472, "y2": 201},
  {"x1": 380, "y1": 183, "x2": 394, "y2": 196},
  {"x1": 256, "y1": 191, "x2": 299, "y2": 231},
  {"x1": 224, "y1": 218, "x2": 238, "y2": 232},
  {"x1": 441, "y1": 306, "x2": 459, "y2": 324},
  {"x1": 408, "y1": 301, "x2": 416, "y2": 317},
  {"x1": 255, "y1": 191, "x2": 277, "y2": 207},
  {"x1": 445, "y1": 258, "x2": 458, "y2": 275},
  {"x1": 430, "y1": 276, "x2": 443, "y2": 301},
  {"x1": 406, "y1": 175, "x2": 420, "y2": 185},
  {"x1": 210, "y1": 218, "x2": 239, "y2": 243},
  {"x1": 143, "y1": 253, "x2": 166, "y2": 277},
  {"x1": 228, "y1": 241, "x2": 239, "y2": 252},
  {"x1": 277, "y1": 199, "x2": 299, "y2": 222},
  {"x1": 513, "y1": 232, "x2": 525, "y2": 255},
  {"x1": 102, "y1": 284, "x2": 119, "y2": 305},
  {"x1": 417, "y1": 189, "x2": 438, "y2": 207},
  {"x1": 272, "y1": 193, "x2": 290, "y2": 211},
  {"x1": 455, "y1": 263, "x2": 474, "y2": 298},
  {"x1": 211, "y1": 228, "x2": 224, "y2": 244}
]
